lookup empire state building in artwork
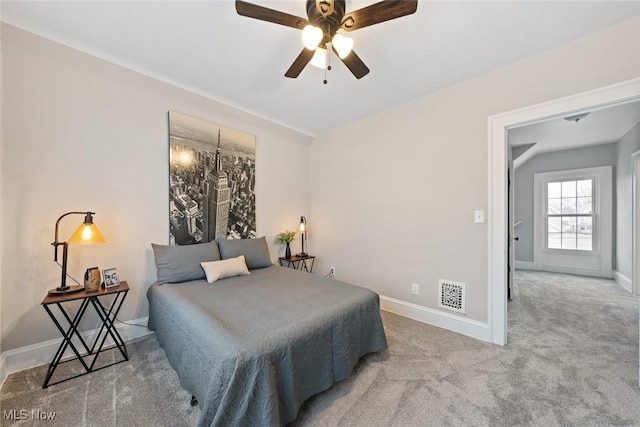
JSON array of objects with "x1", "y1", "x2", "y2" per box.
[{"x1": 203, "y1": 129, "x2": 231, "y2": 241}]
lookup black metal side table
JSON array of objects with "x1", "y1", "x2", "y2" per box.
[
  {"x1": 278, "y1": 255, "x2": 315, "y2": 273},
  {"x1": 41, "y1": 281, "x2": 130, "y2": 388}
]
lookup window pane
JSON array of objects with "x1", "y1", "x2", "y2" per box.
[
  {"x1": 578, "y1": 216, "x2": 592, "y2": 235},
  {"x1": 562, "y1": 216, "x2": 576, "y2": 233},
  {"x1": 577, "y1": 197, "x2": 592, "y2": 214},
  {"x1": 548, "y1": 199, "x2": 562, "y2": 214},
  {"x1": 562, "y1": 198, "x2": 576, "y2": 214},
  {"x1": 548, "y1": 233, "x2": 562, "y2": 249},
  {"x1": 562, "y1": 180, "x2": 576, "y2": 198},
  {"x1": 578, "y1": 216, "x2": 592, "y2": 231},
  {"x1": 548, "y1": 217, "x2": 561, "y2": 233},
  {"x1": 548, "y1": 182, "x2": 561, "y2": 198},
  {"x1": 577, "y1": 233, "x2": 592, "y2": 250},
  {"x1": 577, "y1": 179, "x2": 592, "y2": 197},
  {"x1": 562, "y1": 233, "x2": 577, "y2": 250},
  {"x1": 548, "y1": 217, "x2": 562, "y2": 249},
  {"x1": 577, "y1": 217, "x2": 592, "y2": 251}
]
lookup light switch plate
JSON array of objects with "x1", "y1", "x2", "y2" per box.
[{"x1": 474, "y1": 210, "x2": 485, "y2": 224}]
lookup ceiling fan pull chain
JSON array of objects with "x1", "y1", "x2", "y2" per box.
[{"x1": 324, "y1": 45, "x2": 332, "y2": 85}]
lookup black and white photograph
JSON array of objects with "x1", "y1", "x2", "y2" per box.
[
  {"x1": 168, "y1": 111, "x2": 256, "y2": 245},
  {"x1": 102, "y1": 268, "x2": 119, "y2": 288}
]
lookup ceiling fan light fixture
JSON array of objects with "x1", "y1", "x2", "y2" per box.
[
  {"x1": 309, "y1": 47, "x2": 327, "y2": 69},
  {"x1": 302, "y1": 25, "x2": 323, "y2": 50},
  {"x1": 236, "y1": 0, "x2": 418, "y2": 80},
  {"x1": 332, "y1": 33, "x2": 353, "y2": 59}
]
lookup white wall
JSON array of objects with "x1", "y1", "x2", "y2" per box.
[
  {"x1": 513, "y1": 143, "x2": 617, "y2": 263},
  {"x1": 2, "y1": 16, "x2": 640, "y2": 357},
  {"x1": 615, "y1": 121, "x2": 640, "y2": 280},
  {"x1": 308, "y1": 17, "x2": 640, "y2": 326},
  {"x1": 0, "y1": 24, "x2": 312, "y2": 352}
]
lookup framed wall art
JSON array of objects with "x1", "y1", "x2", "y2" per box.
[{"x1": 168, "y1": 111, "x2": 256, "y2": 245}]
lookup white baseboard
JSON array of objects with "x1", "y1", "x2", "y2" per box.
[
  {"x1": 514, "y1": 262, "x2": 613, "y2": 279},
  {"x1": 514, "y1": 261, "x2": 536, "y2": 270},
  {"x1": 538, "y1": 264, "x2": 613, "y2": 278},
  {"x1": 613, "y1": 270, "x2": 633, "y2": 293},
  {"x1": 0, "y1": 352, "x2": 7, "y2": 390},
  {"x1": 379, "y1": 295, "x2": 491, "y2": 343},
  {"x1": 0, "y1": 316, "x2": 153, "y2": 389}
]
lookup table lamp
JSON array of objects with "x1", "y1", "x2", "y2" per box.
[
  {"x1": 298, "y1": 216, "x2": 307, "y2": 257},
  {"x1": 49, "y1": 211, "x2": 106, "y2": 295}
]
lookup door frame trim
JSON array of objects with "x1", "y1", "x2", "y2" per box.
[
  {"x1": 487, "y1": 77, "x2": 640, "y2": 345},
  {"x1": 632, "y1": 149, "x2": 640, "y2": 295}
]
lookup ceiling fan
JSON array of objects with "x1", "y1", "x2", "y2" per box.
[{"x1": 236, "y1": 0, "x2": 418, "y2": 81}]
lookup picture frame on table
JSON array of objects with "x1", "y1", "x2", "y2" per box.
[{"x1": 102, "y1": 268, "x2": 120, "y2": 288}]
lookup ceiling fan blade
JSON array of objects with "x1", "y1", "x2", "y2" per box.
[
  {"x1": 333, "y1": 47, "x2": 370, "y2": 79},
  {"x1": 285, "y1": 49, "x2": 315, "y2": 78},
  {"x1": 236, "y1": 0, "x2": 308, "y2": 30},
  {"x1": 340, "y1": 0, "x2": 418, "y2": 31}
]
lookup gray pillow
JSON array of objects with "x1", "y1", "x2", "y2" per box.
[
  {"x1": 216, "y1": 236, "x2": 272, "y2": 269},
  {"x1": 151, "y1": 240, "x2": 221, "y2": 284}
]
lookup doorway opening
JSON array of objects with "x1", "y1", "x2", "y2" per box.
[{"x1": 488, "y1": 78, "x2": 640, "y2": 346}]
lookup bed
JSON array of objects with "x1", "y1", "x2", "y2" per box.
[{"x1": 147, "y1": 237, "x2": 387, "y2": 427}]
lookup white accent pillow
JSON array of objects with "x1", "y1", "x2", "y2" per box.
[{"x1": 201, "y1": 255, "x2": 250, "y2": 283}]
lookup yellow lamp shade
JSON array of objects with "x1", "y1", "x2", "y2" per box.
[{"x1": 67, "y1": 222, "x2": 106, "y2": 245}]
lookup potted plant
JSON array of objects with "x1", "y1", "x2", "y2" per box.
[{"x1": 275, "y1": 230, "x2": 296, "y2": 259}]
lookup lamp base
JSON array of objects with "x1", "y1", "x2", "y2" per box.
[
  {"x1": 297, "y1": 252, "x2": 308, "y2": 257},
  {"x1": 48, "y1": 285, "x2": 85, "y2": 296}
]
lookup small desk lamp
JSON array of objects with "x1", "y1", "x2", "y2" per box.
[
  {"x1": 298, "y1": 216, "x2": 307, "y2": 257},
  {"x1": 49, "y1": 211, "x2": 106, "y2": 295}
]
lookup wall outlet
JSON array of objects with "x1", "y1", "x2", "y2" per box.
[
  {"x1": 330, "y1": 266, "x2": 336, "y2": 275},
  {"x1": 411, "y1": 283, "x2": 419, "y2": 295}
]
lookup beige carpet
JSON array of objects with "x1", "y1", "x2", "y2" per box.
[{"x1": 1, "y1": 271, "x2": 639, "y2": 426}]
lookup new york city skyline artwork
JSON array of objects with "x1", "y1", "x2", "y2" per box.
[{"x1": 168, "y1": 111, "x2": 256, "y2": 245}]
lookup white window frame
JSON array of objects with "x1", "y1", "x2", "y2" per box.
[
  {"x1": 545, "y1": 178, "x2": 595, "y2": 252},
  {"x1": 533, "y1": 166, "x2": 612, "y2": 278}
]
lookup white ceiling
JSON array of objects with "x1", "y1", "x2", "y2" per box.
[
  {"x1": 509, "y1": 99, "x2": 640, "y2": 167},
  {"x1": 2, "y1": 1, "x2": 640, "y2": 136}
]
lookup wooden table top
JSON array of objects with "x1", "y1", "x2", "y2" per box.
[{"x1": 42, "y1": 281, "x2": 129, "y2": 305}]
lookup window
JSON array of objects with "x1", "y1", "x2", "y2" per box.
[
  {"x1": 546, "y1": 179, "x2": 593, "y2": 251},
  {"x1": 534, "y1": 166, "x2": 611, "y2": 276}
]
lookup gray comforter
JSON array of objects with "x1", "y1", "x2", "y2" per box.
[{"x1": 147, "y1": 265, "x2": 387, "y2": 427}]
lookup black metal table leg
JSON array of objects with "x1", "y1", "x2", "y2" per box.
[{"x1": 41, "y1": 282, "x2": 130, "y2": 388}]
